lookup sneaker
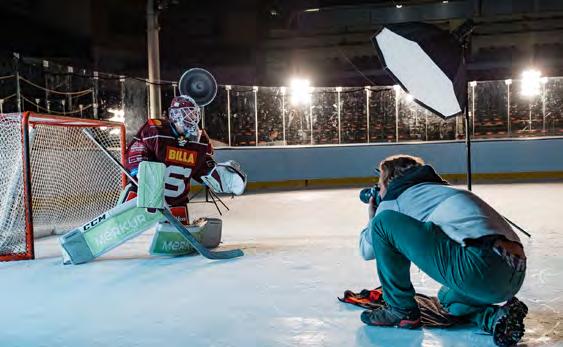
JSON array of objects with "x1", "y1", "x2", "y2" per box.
[
  {"x1": 492, "y1": 297, "x2": 528, "y2": 347},
  {"x1": 361, "y1": 304, "x2": 421, "y2": 329}
]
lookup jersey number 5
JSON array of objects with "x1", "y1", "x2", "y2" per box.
[{"x1": 164, "y1": 165, "x2": 192, "y2": 197}]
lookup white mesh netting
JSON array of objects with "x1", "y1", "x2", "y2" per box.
[
  {"x1": 0, "y1": 113, "x2": 125, "y2": 259},
  {"x1": 0, "y1": 114, "x2": 26, "y2": 257}
]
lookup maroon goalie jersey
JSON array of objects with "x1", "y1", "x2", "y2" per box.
[{"x1": 124, "y1": 118, "x2": 214, "y2": 206}]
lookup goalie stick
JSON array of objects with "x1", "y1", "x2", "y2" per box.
[{"x1": 82, "y1": 128, "x2": 244, "y2": 260}]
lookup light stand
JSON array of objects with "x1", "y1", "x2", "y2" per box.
[{"x1": 454, "y1": 21, "x2": 474, "y2": 191}]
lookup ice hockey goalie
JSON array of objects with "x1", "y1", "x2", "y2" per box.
[{"x1": 122, "y1": 95, "x2": 247, "y2": 254}]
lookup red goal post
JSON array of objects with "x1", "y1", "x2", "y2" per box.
[{"x1": 0, "y1": 112, "x2": 127, "y2": 261}]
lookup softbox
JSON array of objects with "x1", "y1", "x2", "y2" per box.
[{"x1": 371, "y1": 22, "x2": 466, "y2": 119}]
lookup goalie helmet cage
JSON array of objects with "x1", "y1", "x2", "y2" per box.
[{"x1": 0, "y1": 112, "x2": 126, "y2": 261}]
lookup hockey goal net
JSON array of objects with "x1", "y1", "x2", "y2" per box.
[{"x1": 0, "y1": 112, "x2": 126, "y2": 261}]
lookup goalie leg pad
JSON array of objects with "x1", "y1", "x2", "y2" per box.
[
  {"x1": 149, "y1": 218, "x2": 222, "y2": 256},
  {"x1": 137, "y1": 161, "x2": 166, "y2": 209},
  {"x1": 59, "y1": 198, "x2": 163, "y2": 264},
  {"x1": 60, "y1": 229, "x2": 95, "y2": 265}
]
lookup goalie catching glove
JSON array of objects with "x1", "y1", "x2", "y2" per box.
[{"x1": 201, "y1": 160, "x2": 247, "y2": 195}]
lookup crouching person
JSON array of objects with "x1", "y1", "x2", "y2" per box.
[{"x1": 359, "y1": 154, "x2": 527, "y2": 347}]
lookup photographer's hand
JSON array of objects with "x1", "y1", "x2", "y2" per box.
[{"x1": 368, "y1": 197, "x2": 377, "y2": 220}]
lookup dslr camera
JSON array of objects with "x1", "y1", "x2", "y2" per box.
[{"x1": 359, "y1": 184, "x2": 381, "y2": 204}]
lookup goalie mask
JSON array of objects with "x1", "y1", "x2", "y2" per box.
[{"x1": 168, "y1": 95, "x2": 201, "y2": 141}]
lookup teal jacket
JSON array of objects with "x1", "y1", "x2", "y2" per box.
[{"x1": 360, "y1": 165, "x2": 520, "y2": 260}]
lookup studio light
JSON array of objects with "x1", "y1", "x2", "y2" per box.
[
  {"x1": 290, "y1": 78, "x2": 312, "y2": 105},
  {"x1": 520, "y1": 69, "x2": 541, "y2": 97},
  {"x1": 106, "y1": 108, "x2": 125, "y2": 135},
  {"x1": 469, "y1": 81, "x2": 477, "y2": 87},
  {"x1": 504, "y1": 79, "x2": 512, "y2": 86},
  {"x1": 373, "y1": 24, "x2": 465, "y2": 118},
  {"x1": 107, "y1": 108, "x2": 125, "y2": 121}
]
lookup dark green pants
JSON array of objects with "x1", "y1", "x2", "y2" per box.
[{"x1": 369, "y1": 210, "x2": 525, "y2": 331}]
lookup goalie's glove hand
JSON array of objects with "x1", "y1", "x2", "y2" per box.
[{"x1": 201, "y1": 160, "x2": 247, "y2": 195}]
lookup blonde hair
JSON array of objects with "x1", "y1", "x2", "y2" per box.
[{"x1": 379, "y1": 154, "x2": 425, "y2": 187}]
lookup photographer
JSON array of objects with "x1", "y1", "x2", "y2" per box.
[{"x1": 359, "y1": 155, "x2": 527, "y2": 347}]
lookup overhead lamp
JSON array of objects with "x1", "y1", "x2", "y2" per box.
[
  {"x1": 520, "y1": 69, "x2": 541, "y2": 96},
  {"x1": 290, "y1": 78, "x2": 312, "y2": 105}
]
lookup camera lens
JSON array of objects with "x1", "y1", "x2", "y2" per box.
[{"x1": 359, "y1": 188, "x2": 373, "y2": 204}]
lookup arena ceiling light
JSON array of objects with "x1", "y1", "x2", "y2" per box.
[
  {"x1": 520, "y1": 69, "x2": 542, "y2": 97},
  {"x1": 289, "y1": 78, "x2": 312, "y2": 105},
  {"x1": 372, "y1": 22, "x2": 466, "y2": 119}
]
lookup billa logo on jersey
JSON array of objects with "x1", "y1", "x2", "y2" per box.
[{"x1": 166, "y1": 146, "x2": 198, "y2": 166}]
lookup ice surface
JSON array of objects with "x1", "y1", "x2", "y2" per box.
[{"x1": 1, "y1": 183, "x2": 562, "y2": 347}]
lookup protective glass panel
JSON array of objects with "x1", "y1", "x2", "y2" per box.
[
  {"x1": 473, "y1": 80, "x2": 508, "y2": 139},
  {"x1": 397, "y1": 91, "x2": 430, "y2": 141},
  {"x1": 340, "y1": 88, "x2": 367, "y2": 144},
  {"x1": 543, "y1": 77, "x2": 563, "y2": 136},
  {"x1": 204, "y1": 86, "x2": 229, "y2": 146},
  {"x1": 230, "y1": 86, "x2": 256, "y2": 146},
  {"x1": 286, "y1": 102, "x2": 312, "y2": 146},
  {"x1": 510, "y1": 80, "x2": 543, "y2": 137},
  {"x1": 312, "y1": 88, "x2": 338, "y2": 145},
  {"x1": 368, "y1": 88, "x2": 395, "y2": 142},
  {"x1": 256, "y1": 87, "x2": 284, "y2": 146}
]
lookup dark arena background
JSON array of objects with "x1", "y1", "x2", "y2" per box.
[{"x1": 0, "y1": 1, "x2": 562, "y2": 346}]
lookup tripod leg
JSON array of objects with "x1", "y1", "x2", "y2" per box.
[
  {"x1": 208, "y1": 188, "x2": 230, "y2": 211},
  {"x1": 504, "y1": 217, "x2": 532, "y2": 238},
  {"x1": 207, "y1": 190, "x2": 223, "y2": 216}
]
